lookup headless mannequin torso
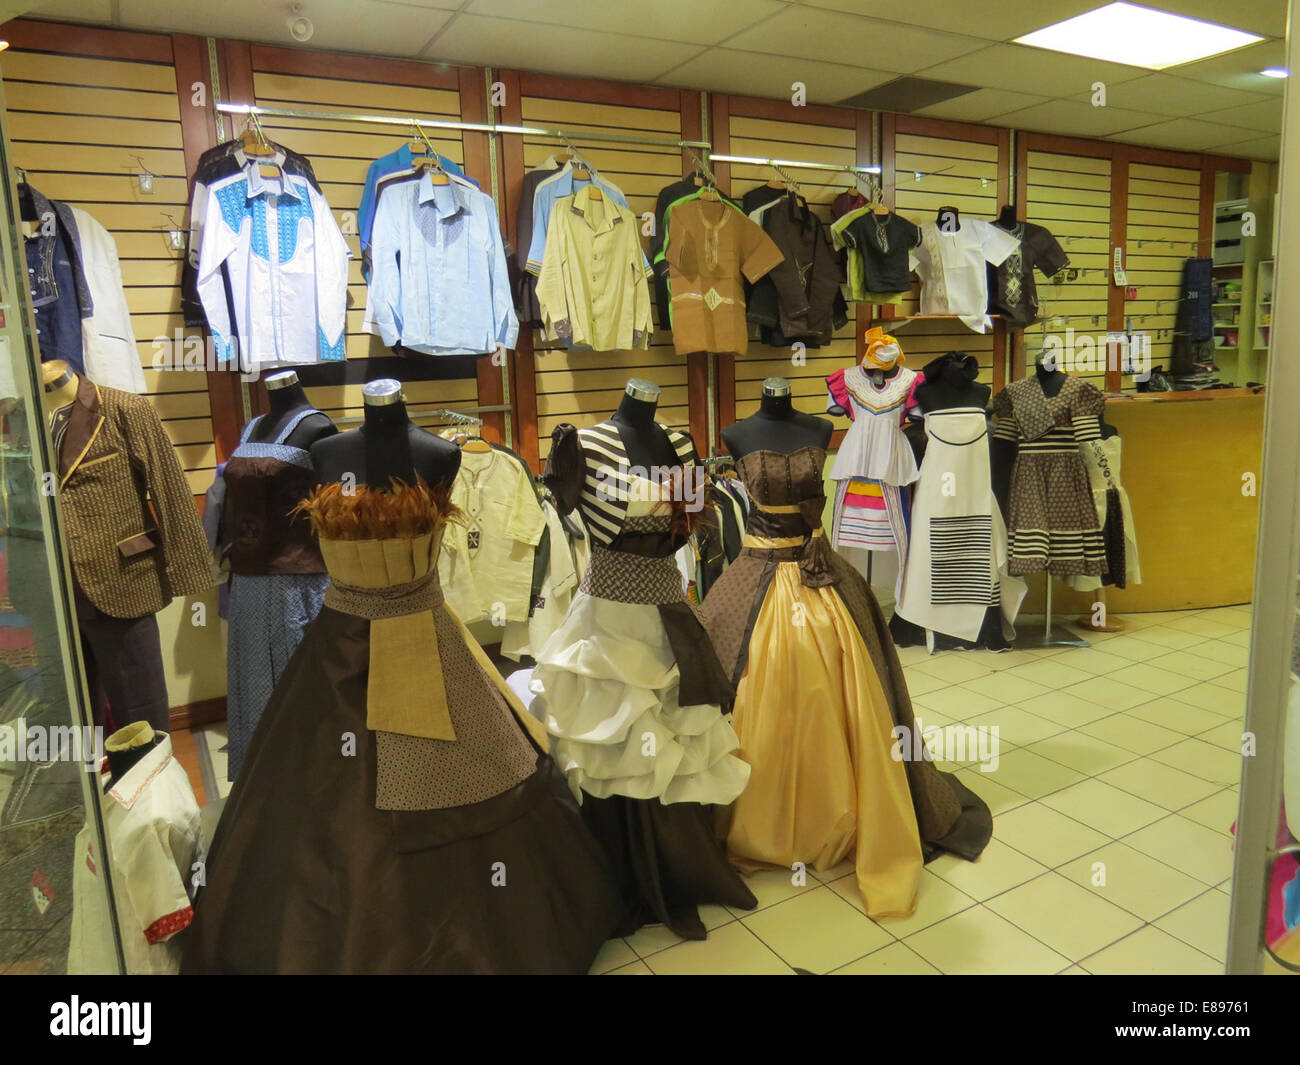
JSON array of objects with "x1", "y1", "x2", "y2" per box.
[
  {"x1": 42, "y1": 359, "x2": 78, "y2": 418},
  {"x1": 249, "y1": 371, "x2": 336, "y2": 450},
  {"x1": 310, "y1": 379, "x2": 460, "y2": 488},
  {"x1": 722, "y1": 378, "x2": 832, "y2": 458},
  {"x1": 610, "y1": 380, "x2": 679, "y2": 471},
  {"x1": 914, "y1": 353, "x2": 991, "y2": 413}
]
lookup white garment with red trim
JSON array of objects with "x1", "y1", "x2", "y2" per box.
[{"x1": 67, "y1": 733, "x2": 202, "y2": 975}]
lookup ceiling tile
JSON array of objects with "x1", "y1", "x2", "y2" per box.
[
  {"x1": 914, "y1": 87, "x2": 1050, "y2": 122},
  {"x1": 1199, "y1": 97, "x2": 1284, "y2": 132},
  {"x1": 795, "y1": 0, "x2": 1103, "y2": 43},
  {"x1": 917, "y1": 43, "x2": 1148, "y2": 97},
  {"x1": 1207, "y1": 134, "x2": 1281, "y2": 160},
  {"x1": 428, "y1": 14, "x2": 703, "y2": 82},
  {"x1": 724, "y1": 7, "x2": 988, "y2": 73},
  {"x1": 1154, "y1": 0, "x2": 1289, "y2": 39},
  {"x1": 1174, "y1": 39, "x2": 1288, "y2": 91},
  {"x1": 655, "y1": 47, "x2": 893, "y2": 103},
  {"x1": 115, "y1": 0, "x2": 454, "y2": 55},
  {"x1": 1066, "y1": 72, "x2": 1271, "y2": 116},
  {"x1": 991, "y1": 98, "x2": 1168, "y2": 138},
  {"x1": 463, "y1": 0, "x2": 786, "y2": 46},
  {"x1": 1109, "y1": 117, "x2": 1259, "y2": 151}
]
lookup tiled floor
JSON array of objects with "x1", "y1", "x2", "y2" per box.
[
  {"x1": 186, "y1": 604, "x2": 1250, "y2": 976},
  {"x1": 592, "y1": 604, "x2": 1248, "y2": 975}
]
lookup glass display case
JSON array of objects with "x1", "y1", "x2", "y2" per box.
[{"x1": 0, "y1": 70, "x2": 122, "y2": 974}]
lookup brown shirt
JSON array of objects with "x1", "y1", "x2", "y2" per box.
[{"x1": 665, "y1": 198, "x2": 783, "y2": 356}]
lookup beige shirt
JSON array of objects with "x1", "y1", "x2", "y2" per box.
[
  {"x1": 439, "y1": 447, "x2": 547, "y2": 624},
  {"x1": 535, "y1": 184, "x2": 654, "y2": 351}
]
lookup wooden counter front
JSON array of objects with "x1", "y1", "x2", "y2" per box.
[{"x1": 1033, "y1": 389, "x2": 1265, "y2": 614}]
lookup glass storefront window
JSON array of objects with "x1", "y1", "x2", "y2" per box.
[{"x1": 0, "y1": 72, "x2": 122, "y2": 975}]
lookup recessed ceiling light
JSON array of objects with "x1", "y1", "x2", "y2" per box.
[
  {"x1": 1261, "y1": 67, "x2": 1290, "y2": 78},
  {"x1": 1014, "y1": 2, "x2": 1264, "y2": 70}
]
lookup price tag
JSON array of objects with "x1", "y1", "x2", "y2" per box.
[{"x1": 1112, "y1": 246, "x2": 1128, "y2": 286}]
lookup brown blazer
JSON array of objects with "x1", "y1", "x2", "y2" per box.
[{"x1": 58, "y1": 375, "x2": 211, "y2": 619}]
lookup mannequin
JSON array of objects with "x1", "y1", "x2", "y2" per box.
[
  {"x1": 610, "y1": 378, "x2": 679, "y2": 470},
  {"x1": 311, "y1": 379, "x2": 460, "y2": 488},
  {"x1": 722, "y1": 377, "x2": 832, "y2": 459},
  {"x1": 936, "y1": 205, "x2": 960, "y2": 230},
  {"x1": 42, "y1": 359, "x2": 78, "y2": 415},
  {"x1": 995, "y1": 204, "x2": 1018, "y2": 230},
  {"x1": 913, "y1": 351, "x2": 991, "y2": 413},
  {"x1": 249, "y1": 370, "x2": 336, "y2": 449},
  {"x1": 1035, "y1": 350, "x2": 1067, "y2": 397}
]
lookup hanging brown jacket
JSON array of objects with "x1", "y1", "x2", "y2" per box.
[
  {"x1": 748, "y1": 194, "x2": 846, "y2": 346},
  {"x1": 56, "y1": 374, "x2": 211, "y2": 618}
]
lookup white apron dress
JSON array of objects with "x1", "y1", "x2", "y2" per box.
[{"x1": 895, "y1": 408, "x2": 1026, "y2": 649}]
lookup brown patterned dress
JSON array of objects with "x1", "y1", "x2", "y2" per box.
[
  {"x1": 183, "y1": 482, "x2": 620, "y2": 974},
  {"x1": 701, "y1": 446, "x2": 992, "y2": 916}
]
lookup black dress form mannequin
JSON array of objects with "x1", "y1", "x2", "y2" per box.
[
  {"x1": 995, "y1": 204, "x2": 1018, "y2": 231},
  {"x1": 249, "y1": 370, "x2": 337, "y2": 450},
  {"x1": 311, "y1": 379, "x2": 460, "y2": 488},
  {"x1": 936, "y1": 205, "x2": 960, "y2": 230},
  {"x1": 913, "y1": 352, "x2": 991, "y2": 415},
  {"x1": 610, "y1": 379, "x2": 679, "y2": 470},
  {"x1": 722, "y1": 378, "x2": 832, "y2": 459}
]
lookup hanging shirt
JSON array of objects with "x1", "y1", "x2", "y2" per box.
[
  {"x1": 524, "y1": 162, "x2": 638, "y2": 275},
  {"x1": 534, "y1": 184, "x2": 654, "y2": 351},
  {"x1": 182, "y1": 139, "x2": 320, "y2": 327},
  {"x1": 438, "y1": 446, "x2": 547, "y2": 624},
  {"x1": 500, "y1": 498, "x2": 580, "y2": 661},
  {"x1": 662, "y1": 196, "x2": 783, "y2": 356},
  {"x1": 987, "y1": 221, "x2": 1070, "y2": 330},
  {"x1": 195, "y1": 154, "x2": 350, "y2": 369},
  {"x1": 909, "y1": 219, "x2": 1018, "y2": 333},
  {"x1": 357, "y1": 144, "x2": 473, "y2": 281},
  {"x1": 364, "y1": 173, "x2": 517, "y2": 356},
  {"x1": 511, "y1": 156, "x2": 562, "y2": 323},
  {"x1": 67, "y1": 734, "x2": 203, "y2": 975},
  {"x1": 69, "y1": 206, "x2": 146, "y2": 394},
  {"x1": 22, "y1": 184, "x2": 92, "y2": 372},
  {"x1": 837, "y1": 210, "x2": 922, "y2": 299}
]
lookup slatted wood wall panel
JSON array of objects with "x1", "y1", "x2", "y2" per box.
[
  {"x1": 1025, "y1": 149, "x2": 1111, "y2": 387},
  {"x1": 1126, "y1": 162, "x2": 1200, "y2": 381},
  {"x1": 3, "y1": 47, "x2": 216, "y2": 494},
  {"x1": 523, "y1": 96, "x2": 688, "y2": 463},
  {"x1": 891, "y1": 132, "x2": 998, "y2": 383},
  {"x1": 725, "y1": 115, "x2": 857, "y2": 421},
  {"x1": 245, "y1": 67, "x2": 478, "y2": 425}
]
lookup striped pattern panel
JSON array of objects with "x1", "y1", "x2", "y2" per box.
[
  {"x1": 929, "y1": 515, "x2": 995, "y2": 605},
  {"x1": 245, "y1": 68, "x2": 478, "y2": 429},
  {"x1": 1025, "y1": 150, "x2": 1111, "y2": 388},
  {"x1": 890, "y1": 133, "x2": 998, "y2": 385},
  {"x1": 576, "y1": 421, "x2": 693, "y2": 546},
  {"x1": 726, "y1": 115, "x2": 858, "y2": 421},
  {"x1": 525, "y1": 97, "x2": 688, "y2": 463},
  {"x1": 4, "y1": 48, "x2": 216, "y2": 495},
  {"x1": 1125, "y1": 162, "x2": 1201, "y2": 383}
]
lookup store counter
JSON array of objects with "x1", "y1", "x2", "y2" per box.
[{"x1": 1049, "y1": 388, "x2": 1265, "y2": 614}]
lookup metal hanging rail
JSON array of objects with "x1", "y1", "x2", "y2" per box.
[
  {"x1": 215, "y1": 101, "x2": 711, "y2": 151},
  {"x1": 709, "y1": 153, "x2": 882, "y2": 176}
]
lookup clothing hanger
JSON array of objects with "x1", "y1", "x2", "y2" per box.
[
  {"x1": 562, "y1": 137, "x2": 602, "y2": 199},
  {"x1": 410, "y1": 121, "x2": 450, "y2": 185},
  {"x1": 238, "y1": 112, "x2": 281, "y2": 178}
]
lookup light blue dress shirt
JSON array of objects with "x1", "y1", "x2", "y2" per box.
[
  {"x1": 364, "y1": 173, "x2": 518, "y2": 355},
  {"x1": 524, "y1": 163, "x2": 642, "y2": 276}
]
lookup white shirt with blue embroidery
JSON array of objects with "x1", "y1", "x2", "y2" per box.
[{"x1": 195, "y1": 159, "x2": 350, "y2": 370}]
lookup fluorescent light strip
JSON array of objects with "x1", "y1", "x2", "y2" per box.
[{"x1": 1014, "y1": 2, "x2": 1264, "y2": 71}]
